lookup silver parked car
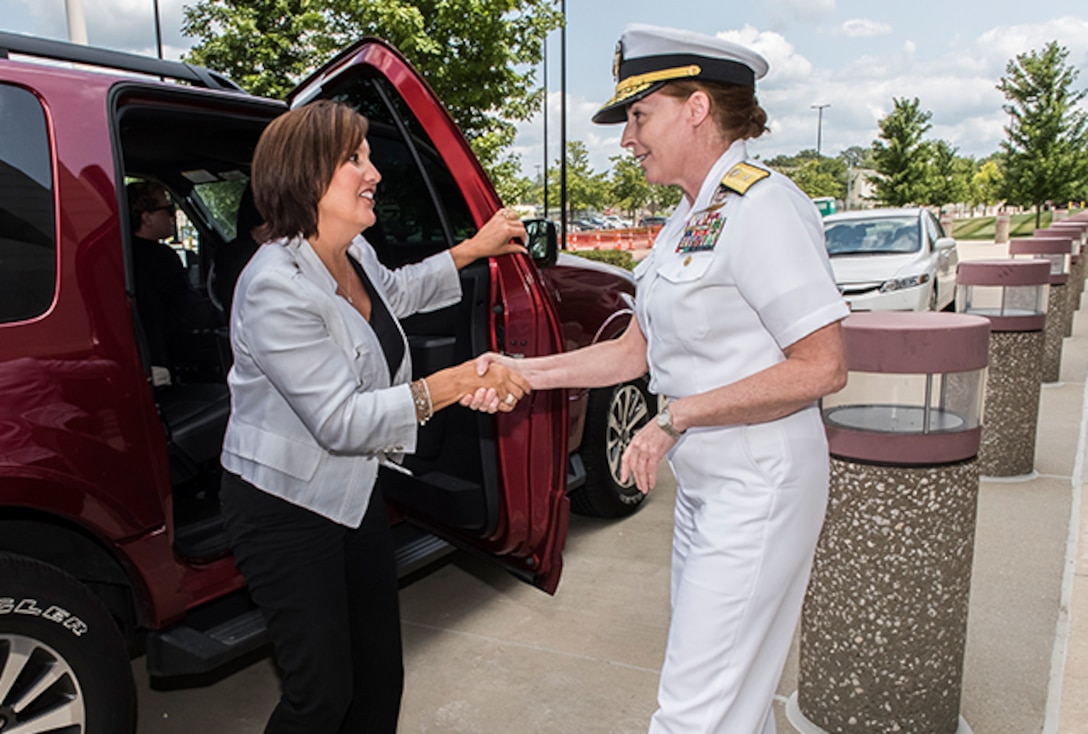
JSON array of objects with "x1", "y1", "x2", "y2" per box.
[{"x1": 823, "y1": 207, "x2": 959, "y2": 311}]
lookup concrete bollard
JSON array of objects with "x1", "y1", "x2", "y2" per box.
[
  {"x1": 1037, "y1": 227, "x2": 1083, "y2": 322},
  {"x1": 995, "y1": 212, "x2": 1011, "y2": 244},
  {"x1": 1009, "y1": 236, "x2": 1074, "y2": 382},
  {"x1": 791, "y1": 312, "x2": 989, "y2": 734},
  {"x1": 957, "y1": 259, "x2": 1050, "y2": 477},
  {"x1": 1045, "y1": 220, "x2": 1088, "y2": 299}
]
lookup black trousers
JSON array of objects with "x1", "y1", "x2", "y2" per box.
[{"x1": 220, "y1": 471, "x2": 403, "y2": 733}]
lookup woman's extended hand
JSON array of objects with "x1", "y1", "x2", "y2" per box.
[
  {"x1": 460, "y1": 361, "x2": 531, "y2": 413},
  {"x1": 450, "y1": 209, "x2": 528, "y2": 269},
  {"x1": 619, "y1": 421, "x2": 677, "y2": 494}
]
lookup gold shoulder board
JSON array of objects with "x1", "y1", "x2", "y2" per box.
[{"x1": 720, "y1": 162, "x2": 770, "y2": 195}]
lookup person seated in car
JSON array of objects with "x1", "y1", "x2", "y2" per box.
[{"x1": 127, "y1": 180, "x2": 221, "y2": 382}]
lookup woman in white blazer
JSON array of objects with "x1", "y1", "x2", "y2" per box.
[{"x1": 219, "y1": 100, "x2": 530, "y2": 734}]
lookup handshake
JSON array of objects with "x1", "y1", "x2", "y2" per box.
[
  {"x1": 455, "y1": 354, "x2": 529, "y2": 414},
  {"x1": 422, "y1": 353, "x2": 537, "y2": 419}
]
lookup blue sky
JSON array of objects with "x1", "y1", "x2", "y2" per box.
[{"x1": 4, "y1": 0, "x2": 1088, "y2": 174}]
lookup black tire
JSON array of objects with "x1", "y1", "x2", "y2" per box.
[
  {"x1": 927, "y1": 281, "x2": 939, "y2": 311},
  {"x1": 0, "y1": 553, "x2": 136, "y2": 733},
  {"x1": 570, "y1": 378, "x2": 656, "y2": 518}
]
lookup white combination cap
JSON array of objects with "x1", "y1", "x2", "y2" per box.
[{"x1": 593, "y1": 23, "x2": 770, "y2": 125}]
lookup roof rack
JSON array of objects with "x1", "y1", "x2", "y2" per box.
[{"x1": 0, "y1": 30, "x2": 247, "y2": 93}]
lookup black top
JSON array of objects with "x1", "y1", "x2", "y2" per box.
[
  {"x1": 132, "y1": 236, "x2": 220, "y2": 371},
  {"x1": 348, "y1": 254, "x2": 405, "y2": 381}
]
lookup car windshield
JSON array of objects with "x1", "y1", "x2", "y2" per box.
[{"x1": 825, "y1": 216, "x2": 920, "y2": 256}]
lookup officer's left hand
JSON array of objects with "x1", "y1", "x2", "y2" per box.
[{"x1": 620, "y1": 422, "x2": 677, "y2": 494}]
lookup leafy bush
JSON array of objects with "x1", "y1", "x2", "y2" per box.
[{"x1": 568, "y1": 249, "x2": 636, "y2": 271}]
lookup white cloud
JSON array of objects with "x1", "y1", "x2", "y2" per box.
[
  {"x1": 768, "y1": 0, "x2": 836, "y2": 25},
  {"x1": 717, "y1": 26, "x2": 813, "y2": 82},
  {"x1": 736, "y1": 16, "x2": 1088, "y2": 163},
  {"x1": 13, "y1": 0, "x2": 195, "y2": 59},
  {"x1": 841, "y1": 19, "x2": 892, "y2": 38},
  {"x1": 973, "y1": 15, "x2": 1088, "y2": 67}
]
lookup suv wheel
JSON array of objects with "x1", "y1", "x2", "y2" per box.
[
  {"x1": 571, "y1": 379, "x2": 656, "y2": 518},
  {"x1": 0, "y1": 554, "x2": 135, "y2": 734}
]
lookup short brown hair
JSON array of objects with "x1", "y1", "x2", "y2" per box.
[
  {"x1": 660, "y1": 80, "x2": 769, "y2": 142},
  {"x1": 250, "y1": 100, "x2": 369, "y2": 242},
  {"x1": 126, "y1": 180, "x2": 168, "y2": 232}
]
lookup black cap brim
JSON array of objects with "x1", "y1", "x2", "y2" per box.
[{"x1": 591, "y1": 81, "x2": 667, "y2": 125}]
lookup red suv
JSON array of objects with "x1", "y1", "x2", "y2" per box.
[{"x1": 0, "y1": 32, "x2": 654, "y2": 731}]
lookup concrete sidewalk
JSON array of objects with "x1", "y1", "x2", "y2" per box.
[{"x1": 133, "y1": 239, "x2": 1088, "y2": 733}]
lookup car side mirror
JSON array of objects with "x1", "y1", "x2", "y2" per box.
[
  {"x1": 935, "y1": 236, "x2": 956, "y2": 251},
  {"x1": 525, "y1": 219, "x2": 558, "y2": 267}
]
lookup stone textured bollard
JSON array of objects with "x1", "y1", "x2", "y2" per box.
[
  {"x1": 1037, "y1": 229, "x2": 1081, "y2": 334},
  {"x1": 1009, "y1": 236, "x2": 1073, "y2": 382},
  {"x1": 995, "y1": 212, "x2": 1011, "y2": 244},
  {"x1": 957, "y1": 259, "x2": 1050, "y2": 477},
  {"x1": 792, "y1": 312, "x2": 989, "y2": 734},
  {"x1": 1046, "y1": 220, "x2": 1088, "y2": 303}
]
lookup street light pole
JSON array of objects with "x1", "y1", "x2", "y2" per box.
[
  {"x1": 559, "y1": 0, "x2": 567, "y2": 249},
  {"x1": 811, "y1": 103, "x2": 830, "y2": 159},
  {"x1": 153, "y1": 0, "x2": 164, "y2": 59},
  {"x1": 65, "y1": 0, "x2": 88, "y2": 44},
  {"x1": 542, "y1": 38, "x2": 548, "y2": 219}
]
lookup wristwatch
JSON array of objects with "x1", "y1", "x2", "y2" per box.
[{"x1": 656, "y1": 405, "x2": 686, "y2": 440}]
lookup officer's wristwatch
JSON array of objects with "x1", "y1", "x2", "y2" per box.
[{"x1": 656, "y1": 405, "x2": 686, "y2": 440}]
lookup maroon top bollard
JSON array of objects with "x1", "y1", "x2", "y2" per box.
[
  {"x1": 1010, "y1": 236, "x2": 1074, "y2": 380},
  {"x1": 1045, "y1": 219, "x2": 1088, "y2": 302},
  {"x1": 794, "y1": 312, "x2": 989, "y2": 734},
  {"x1": 958, "y1": 259, "x2": 1050, "y2": 476}
]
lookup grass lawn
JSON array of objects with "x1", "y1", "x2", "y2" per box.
[{"x1": 951, "y1": 211, "x2": 1055, "y2": 240}]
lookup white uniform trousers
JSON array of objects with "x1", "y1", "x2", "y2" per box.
[{"x1": 649, "y1": 407, "x2": 829, "y2": 734}]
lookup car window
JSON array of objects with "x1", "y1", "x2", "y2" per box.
[
  {"x1": 189, "y1": 178, "x2": 249, "y2": 241},
  {"x1": 325, "y1": 74, "x2": 476, "y2": 267},
  {"x1": 924, "y1": 211, "x2": 943, "y2": 246},
  {"x1": 0, "y1": 84, "x2": 56, "y2": 323},
  {"x1": 825, "y1": 216, "x2": 920, "y2": 256}
]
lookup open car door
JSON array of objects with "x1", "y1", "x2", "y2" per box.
[{"x1": 288, "y1": 38, "x2": 570, "y2": 593}]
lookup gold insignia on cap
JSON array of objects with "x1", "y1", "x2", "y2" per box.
[
  {"x1": 612, "y1": 40, "x2": 623, "y2": 82},
  {"x1": 720, "y1": 162, "x2": 770, "y2": 195},
  {"x1": 614, "y1": 65, "x2": 702, "y2": 99}
]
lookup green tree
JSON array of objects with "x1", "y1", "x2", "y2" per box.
[
  {"x1": 870, "y1": 97, "x2": 934, "y2": 206},
  {"x1": 469, "y1": 130, "x2": 536, "y2": 206},
  {"x1": 181, "y1": 0, "x2": 563, "y2": 194},
  {"x1": 547, "y1": 141, "x2": 608, "y2": 219},
  {"x1": 972, "y1": 158, "x2": 1005, "y2": 211},
  {"x1": 840, "y1": 145, "x2": 875, "y2": 170},
  {"x1": 790, "y1": 159, "x2": 843, "y2": 199},
  {"x1": 609, "y1": 154, "x2": 650, "y2": 221},
  {"x1": 646, "y1": 183, "x2": 683, "y2": 217},
  {"x1": 997, "y1": 41, "x2": 1088, "y2": 227},
  {"x1": 766, "y1": 150, "x2": 849, "y2": 201},
  {"x1": 606, "y1": 154, "x2": 682, "y2": 221},
  {"x1": 921, "y1": 140, "x2": 973, "y2": 210}
]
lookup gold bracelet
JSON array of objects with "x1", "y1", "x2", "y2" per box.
[{"x1": 410, "y1": 379, "x2": 434, "y2": 426}]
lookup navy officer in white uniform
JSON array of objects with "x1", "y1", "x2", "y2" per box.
[{"x1": 477, "y1": 23, "x2": 849, "y2": 733}]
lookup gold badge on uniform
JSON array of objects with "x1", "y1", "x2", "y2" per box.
[
  {"x1": 709, "y1": 185, "x2": 731, "y2": 207},
  {"x1": 676, "y1": 211, "x2": 724, "y2": 254}
]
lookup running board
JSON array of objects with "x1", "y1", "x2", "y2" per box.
[{"x1": 146, "y1": 529, "x2": 452, "y2": 678}]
